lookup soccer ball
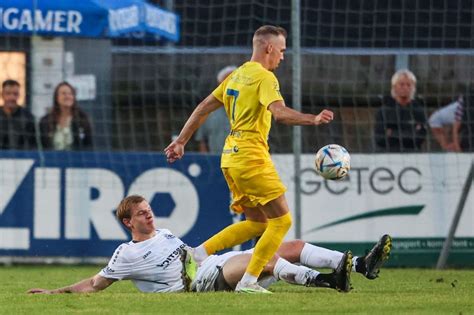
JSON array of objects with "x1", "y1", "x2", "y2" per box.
[{"x1": 314, "y1": 144, "x2": 350, "y2": 180}]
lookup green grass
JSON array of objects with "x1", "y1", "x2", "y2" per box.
[{"x1": 0, "y1": 266, "x2": 473, "y2": 314}]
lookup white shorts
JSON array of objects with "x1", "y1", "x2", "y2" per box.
[
  {"x1": 191, "y1": 251, "x2": 242, "y2": 292},
  {"x1": 190, "y1": 249, "x2": 277, "y2": 292}
]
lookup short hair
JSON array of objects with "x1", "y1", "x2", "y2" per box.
[
  {"x1": 217, "y1": 66, "x2": 237, "y2": 83},
  {"x1": 254, "y1": 25, "x2": 287, "y2": 38},
  {"x1": 391, "y1": 69, "x2": 417, "y2": 100},
  {"x1": 116, "y1": 195, "x2": 145, "y2": 227},
  {"x1": 2, "y1": 79, "x2": 20, "y2": 89}
]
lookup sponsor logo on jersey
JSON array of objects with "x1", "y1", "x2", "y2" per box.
[
  {"x1": 143, "y1": 250, "x2": 152, "y2": 259},
  {"x1": 103, "y1": 266, "x2": 115, "y2": 273},
  {"x1": 156, "y1": 243, "x2": 186, "y2": 269}
]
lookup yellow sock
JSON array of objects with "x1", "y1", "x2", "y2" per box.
[
  {"x1": 203, "y1": 220, "x2": 268, "y2": 255},
  {"x1": 245, "y1": 212, "x2": 292, "y2": 277}
]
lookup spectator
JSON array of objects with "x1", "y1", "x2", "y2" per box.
[
  {"x1": 195, "y1": 66, "x2": 237, "y2": 153},
  {"x1": 454, "y1": 92, "x2": 474, "y2": 152},
  {"x1": 39, "y1": 82, "x2": 93, "y2": 150},
  {"x1": 0, "y1": 79, "x2": 37, "y2": 150},
  {"x1": 428, "y1": 96, "x2": 464, "y2": 151},
  {"x1": 374, "y1": 69, "x2": 427, "y2": 152}
]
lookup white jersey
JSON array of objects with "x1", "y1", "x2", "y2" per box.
[{"x1": 99, "y1": 229, "x2": 187, "y2": 293}]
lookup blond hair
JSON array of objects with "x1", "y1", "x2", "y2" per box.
[
  {"x1": 391, "y1": 69, "x2": 417, "y2": 100},
  {"x1": 254, "y1": 25, "x2": 287, "y2": 38},
  {"x1": 116, "y1": 195, "x2": 145, "y2": 227}
]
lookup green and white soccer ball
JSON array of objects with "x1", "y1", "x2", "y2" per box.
[{"x1": 315, "y1": 144, "x2": 350, "y2": 180}]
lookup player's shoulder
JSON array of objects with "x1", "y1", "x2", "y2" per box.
[
  {"x1": 155, "y1": 228, "x2": 178, "y2": 240},
  {"x1": 242, "y1": 62, "x2": 275, "y2": 77},
  {"x1": 253, "y1": 63, "x2": 276, "y2": 79},
  {"x1": 109, "y1": 242, "x2": 134, "y2": 262}
]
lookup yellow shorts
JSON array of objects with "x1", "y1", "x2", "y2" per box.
[{"x1": 222, "y1": 164, "x2": 287, "y2": 214}]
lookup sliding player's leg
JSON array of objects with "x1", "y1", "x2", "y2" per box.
[{"x1": 277, "y1": 235, "x2": 392, "y2": 279}]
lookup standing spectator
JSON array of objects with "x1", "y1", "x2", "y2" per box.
[
  {"x1": 0, "y1": 79, "x2": 37, "y2": 150},
  {"x1": 195, "y1": 66, "x2": 237, "y2": 153},
  {"x1": 374, "y1": 69, "x2": 427, "y2": 152},
  {"x1": 39, "y1": 82, "x2": 93, "y2": 150},
  {"x1": 428, "y1": 96, "x2": 464, "y2": 151}
]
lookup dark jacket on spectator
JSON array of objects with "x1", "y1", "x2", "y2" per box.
[
  {"x1": 374, "y1": 96, "x2": 427, "y2": 152},
  {"x1": 0, "y1": 106, "x2": 37, "y2": 150},
  {"x1": 39, "y1": 110, "x2": 93, "y2": 150}
]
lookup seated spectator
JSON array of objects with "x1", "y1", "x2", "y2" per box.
[
  {"x1": 454, "y1": 92, "x2": 474, "y2": 152},
  {"x1": 195, "y1": 66, "x2": 236, "y2": 154},
  {"x1": 374, "y1": 69, "x2": 427, "y2": 152},
  {"x1": 0, "y1": 79, "x2": 37, "y2": 150},
  {"x1": 428, "y1": 96, "x2": 464, "y2": 151},
  {"x1": 39, "y1": 82, "x2": 93, "y2": 150}
]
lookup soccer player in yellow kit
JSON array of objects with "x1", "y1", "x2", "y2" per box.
[{"x1": 165, "y1": 25, "x2": 334, "y2": 293}]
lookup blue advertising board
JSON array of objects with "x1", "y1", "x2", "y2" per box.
[
  {"x1": 0, "y1": 151, "x2": 233, "y2": 257},
  {"x1": 0, "y1": 0, "x2": 180, "y2": 41}
]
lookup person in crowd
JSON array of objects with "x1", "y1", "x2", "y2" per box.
[
  {"x1": 374, "y1": 69, "x2": 427, "y2": 152},
  {"x1": 428, "y1": 96, "x2": 464, "y2": 151},
  {"x1": 454, "y1": 92, "x2": 474, "y2": 152},
  {"x1": 0, "y1": 79, "x2": 37, "y2": 150},
  {"x1": 39, "y1": 81, "x2": 93, "y2": 150}
]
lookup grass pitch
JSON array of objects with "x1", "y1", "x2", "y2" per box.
[{"x1": 0, "y1": 266, "x2": 472, "y2": 314}]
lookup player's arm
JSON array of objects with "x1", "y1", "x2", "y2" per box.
[
  {"x1": 165, "y1": 94, "x2": 223, "y2": 163},
  {"x1": 27, "y1": 274, "x2": 115, "y2": 294},
  {"x1": 268, "y1": 100, "x2": 333, "y2": 125}
]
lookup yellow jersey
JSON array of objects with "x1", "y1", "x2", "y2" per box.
[{"x1": 211, "y1": 61, "x2": 284, "y2": 167}]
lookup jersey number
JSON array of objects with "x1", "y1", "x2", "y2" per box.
[{"x1": 226, "y1": 88, "x2": 239, "y2": 122}]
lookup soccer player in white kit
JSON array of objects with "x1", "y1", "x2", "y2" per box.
[{"x1": 28, "y1": 195, "x2": 391, "y2": 294}]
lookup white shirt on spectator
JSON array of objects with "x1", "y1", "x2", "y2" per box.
[{"x1": 428, "y1": 99, "x2": 463, "y2": 128}]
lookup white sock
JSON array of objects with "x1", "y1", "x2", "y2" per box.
[
  {"x1": 300, "y1": 243, "x2": 344, "y2": 269},
  {"x1": 193, "y1": 245, "x2": 209, "y2": 264},
  {"x1": 273, "y1": 257, "x2": 320, "y2": 285},
  {"x1": 240, "y1": 272, "x2": 258, "y2": 284},
  {"x1": 257, "y1": 275, "x2": 278, "y2": 289},
  {"x1": 352, "y1": 256, "x2": 360, "y2": 272}
]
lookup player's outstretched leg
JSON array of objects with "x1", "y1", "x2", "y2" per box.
[
  {"x1": 357, "y1": 234, "x2": 392, "y2": 279},
  {"x1": 305, "y1": 250, "x2": 353, "y2": 292}
]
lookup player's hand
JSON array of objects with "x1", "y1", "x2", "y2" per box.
[
  {"x1": 314, "y1": 109, "x2": 334, "y2": 125},
  {"x1": 164, "y1": 141, "x2": 185, "y2": 163},
  {"x1": 27, "y1": 288, "x2": 53, "y2": 294}
]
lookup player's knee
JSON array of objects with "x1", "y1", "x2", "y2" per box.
[
  {"x1": 289, "y1": 240, "x2": 305, "y2": 258},
  {"x1": 286, "y1": 239, "x2": 305, "y2": 250},
  {"x1": 249, "y1": 221, "x2": 268, "y2": 235},
  {"x1": 268, "y1": 212, "x2": 292, "y2": 232},
  {"x1": 278, "y1": 240, "x2": 304, "y2": 263}
]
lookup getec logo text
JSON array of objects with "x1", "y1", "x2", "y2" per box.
[{"x1": 299, "y1": 166, "x2": 422, "y2": 195}]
